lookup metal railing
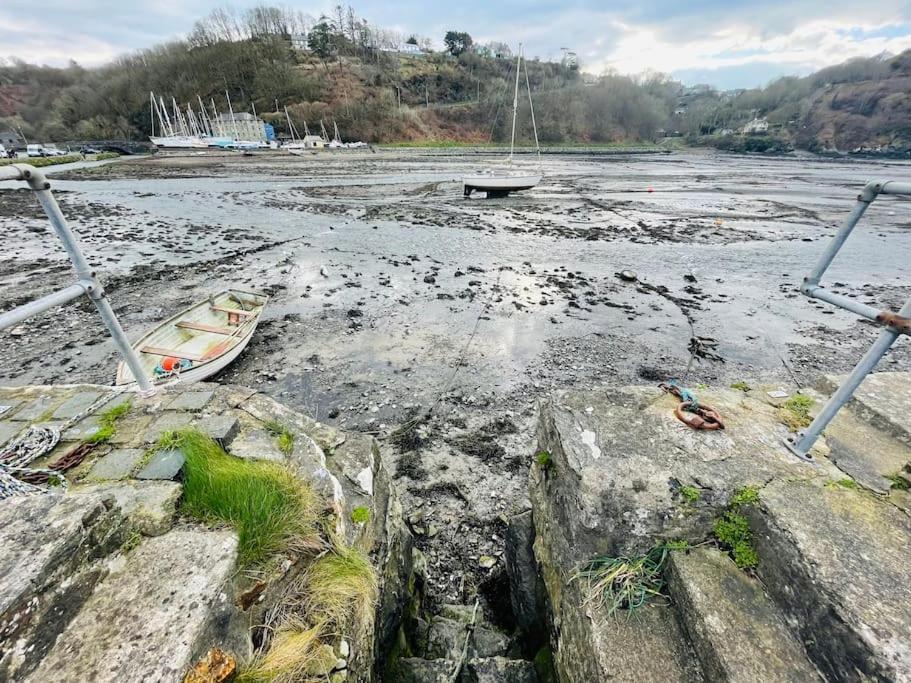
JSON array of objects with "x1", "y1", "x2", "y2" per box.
[
  {"x1": 0, "y1": 164, "x2": 153, "y2": 393},
  {"x1": 785, "y1": 180, "x2": 911, "y2": 460}
]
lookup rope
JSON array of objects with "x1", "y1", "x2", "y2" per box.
[{"x1": 0, "y1": 425, "x2": 62, "y2": 500}]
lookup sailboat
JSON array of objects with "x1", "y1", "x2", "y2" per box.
[
  {"x1": 463, "y1": 45, "x2": 541, "y2": 197},
  {"x1": 149, "y1": 92, "x2": 207, "y2": 149}
]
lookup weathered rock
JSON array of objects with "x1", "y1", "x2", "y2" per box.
[
  {"x1": 395, "y1": 657, "x2": 453, "y2": 682},
  {"x1": 143, "y1": 412, "x2": 194, "y2": 442},
  {"x1": 136, "y1": 447, "x2": 185, "y2": 480},
  {"x1": 462, "y1": 656, "x2": 538, "y2": 683},
  {"x1": 470, "y1": 626, "x2": 511, "y2": 659},
  {"x1": 666, "y1": 547, "x2": 821, "y2": 681},
  {"x1": 85, "y1": 448, "x2": 145, "y2": 481},
  {"x1": 77, "y1": 481, "x2": 181, "y2": 536},
  {"x1": 26, "y1": 529, "x2": 247, "y2": 682},
  {"x1": 818, "y1": 371, "x2": 911, "y2": 444},
  {"x1": 504, "y1": 510, "x2": 545, "y2": 643},
  {"x1": 183, "y1": 647, "x2": 236, "y2": 683},
  {"x1": 52, "y1": 391, "x2": 103, "y2": 419},
  {"x1": 166, "y1": 390, "x2": 214, "y2": 412},
  {"x1": 748, "y1": 479, "x2": 911, "y2": 680},
  {"x1": 425, "y1": 616, "x2": 465, "y2": 660},
  {"x1": 0, "y1": 492, "x2": 125, "y2": 680}
]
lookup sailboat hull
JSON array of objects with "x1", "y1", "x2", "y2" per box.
[{"x1": 463, "y1": 174, "x2": 541, "y2": 197}]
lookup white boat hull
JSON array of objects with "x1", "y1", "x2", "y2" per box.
[
  {"x1": 116, "y1": 289, "x2": 268, "y2": 386},
  {"x1": 463, "y1": 174, "x2": 541, "y2": 197},
  {"x1": 150, "y1": 135, "x2": 208, "y2": 149}
]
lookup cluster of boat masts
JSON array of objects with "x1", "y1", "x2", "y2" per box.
[{"x1": 149, "y1": 90, "x2": 367, "y2": 152}]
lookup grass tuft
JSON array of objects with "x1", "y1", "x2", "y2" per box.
[
  {"x1": 264, "y1": 420, "x2": 295, "y2": 455},
  {"x1": 159, "y1": 429, "x2": 320, "y2": 566},
  {"x1": 351, "y1": 506, "x2": 370, "y2": 524},
  {"x1": 730, "y1": 381, "x2": 751, "y2": 392},
  {"x1": 826, "y1": 478, "x2": 859, "y2": 490},
  {"x1": 713, "y1": 511, "x2": 758, "y2": 569},
  {"x1": 777, "y1": 393, "x2": 815, "y2": 430},
  {"x1": 729, "y1": 485, "x2": 759, "y2": 507},
  {"x1": 572, "y1": 543, "x2": 677, "y2": 616},
  {"x1": 298, "y1": 545, "x2": 378, "y2": 630},
  {"x1": 887, "y1": 472, "x2": 910, "y2": 491},
  {"x1": 238, "y1": 620, "x2": 334, "y2": 683},
  {"x1": 86, "y1": 399, "x2": 132, "y2": 444},
  {"x1": 679, "y1": 485, "x2": 700, "y2": 505},
  {"x1": 536, "y1": 450, "x2": 553, "y2": 471}
]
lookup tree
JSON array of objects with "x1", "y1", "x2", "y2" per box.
[
  {"x1": 308, "y1": 22, "x2": 332, "y2": 59},
  {"x1": 406, "y1": 35, "x2": 418, "y2": 45},
  {"x1": 444, "y1": 31, "x2": 472, "y2": 57}
]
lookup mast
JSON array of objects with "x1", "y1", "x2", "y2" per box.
[
  {"x1": 303, "y1": 121, "x2": 311, "y2": 137},
  {"x1": 159, "y1": 96, "x2": 174, "y2": 137},
  {"x1": 523, "y1": 54, "x2": 541, "y2": 161},
  {"x1": 333, "y1": 119, "x2": 341, "y2": 143},
  {"x1": 509, "y1": 44, "x2": 522, "y2": 164},
  {"x1": 150, "y1": 92, "x2": 155, "y2": 137},
  {"x1": 284, "y1": 106, "x2": 297, "y2": 142},
  {"x1": 197, "y1": 95, "x2": 212, "y2": 137},
  {"x1": 320, "y1": 119, "x2": 329, "y2": 142},
  {"x1": 225, "y1": 90, "x2": 238, "y2": 141}
]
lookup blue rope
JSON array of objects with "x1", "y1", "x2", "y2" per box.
[{"x1": 667, "y1": 378, "x2": 699, "y2": 411}]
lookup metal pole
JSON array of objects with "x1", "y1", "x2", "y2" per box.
[
  {"x1": 16, "y1": 165, "x2": 154, "y2": 394},
  {"x1": 0, "y1": 283, "x2": 88, "y2": 330},
  {"x1": 786, "y1": 294, "x2": 911, "y2": 460}
]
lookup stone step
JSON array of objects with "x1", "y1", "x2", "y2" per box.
[
  {"x1": 667, "y1": 547, "x2": 822, "y2": 682},
  {"x1": 817, "y1": 372, "x2": 911, "y2": 446},
  {"x1": 25, "y1": 528, "x2": 247, "y2": 682},
  {"x1": 0, "y1": 492, "x2": 125, "y2": 680},
  {"x1": 395, "y1": 656, "x2": 539, "y2": 683},
  {"x1": 747, "y1": 479, "x2": 911, "y2": 680}
]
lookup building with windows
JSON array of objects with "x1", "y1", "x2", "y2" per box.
[{"x1": 211, "y1": 112, "x2": 267, "y2": 142}]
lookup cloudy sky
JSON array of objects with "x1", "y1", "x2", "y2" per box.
[{"x1": 3, "y1": 0, "x2": 911, "y2": 88}]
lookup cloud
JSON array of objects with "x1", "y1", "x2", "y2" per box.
[{"x1": 1, "y1": 1, "x2": 910, "y2": 88}]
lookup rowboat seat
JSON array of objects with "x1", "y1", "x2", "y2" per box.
[
  {"x1": 210, "y1": 305, "x2": 255, "y2": 317},
  {"x1": 140, "y1": 345, "x2": 206, "y2": 362},
  {"x1": 176, "y1": 320, "x2": 237, "y2": 335}
]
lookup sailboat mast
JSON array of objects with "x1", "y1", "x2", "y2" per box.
[
  {"x1": 150, "y1": 92, "x2": 155, "y2": 137},
  {"x1": 523, "y1": 56, "x2": 541, "y2": 159},
  {"x1": 509, "y1": 44, "x2": 522, "y2": 163},
  {"x1": 284, "y1": 107, "x2": 295, "y2": 142},
  {"x1": 226, "y1": 90, "x2": 239, "y2": 141}
]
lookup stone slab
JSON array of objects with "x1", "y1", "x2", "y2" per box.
[
  {"x1": 228, "y1": 428, "x2": 286, "y2": 464},
  {"x1": 9, "y1": 396, "x2": 57, "y2": 422},
  {"x1": 136, "y1": 449, "x2": 185, "y2": 480},
  {"x1": 0, "y1": 402, "x2": 22, "y2": 418},
  {"x1": 62, "y1": 415, "x2": 102, "y2": 442},
  {"x1": 667, "y1": 548, "x2": 821, "y2": 682},
  {"x1": 166, "y1": 390, "x2": 214, "y2": 412},
  {"x1": 25, "y1": 530, "x2": 244, "y2": 683},
  {"x1": 0, "y1": 422, "x2": 23, "y2": 447},
  {"x1": 464, "y1": 657, "x2": 537, "y2": 683},
  {"x1": 749, "y1": 479, "x2": 911, "y2": 681},
  {"x1": 51, "y1": 391, "x2": 104, "y2": 420},
  {"x1": 819, "y1": 372, "x2": 911, "y2": 444},
  {"x1": 143, "y1": 412, "x2": 193, "y2": 443},
  {"x1": 77, "y1": 481, "x2": 181, "y2": 536},
  {"x1": 198, "y1": 414, "x2": 239, "y2": 446},
  {"x1": 85, "y1": 449, "x2": 145, "y2": 481},
  {"x1": 396, "y1": 658, "x2": 453, "y2": 682}
]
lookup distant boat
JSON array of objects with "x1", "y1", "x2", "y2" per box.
[
  {"x1": 463, "y1": 44, "x2": 542, "y2": 198},
  {"x1": 115, "y1": 290, "x2": 268, "y2": 386}
]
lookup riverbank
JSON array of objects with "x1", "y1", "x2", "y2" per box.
[{"x1": 1, "y1": 148, "x2": 910, "y2": 625}]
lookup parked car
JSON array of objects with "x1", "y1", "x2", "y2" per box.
[
  {"x1": 80, "y1": 146, "x2": 102, "y2": 155},
  {"x1": 26, "y1": 144, "x2": 68, "y2": 157}
]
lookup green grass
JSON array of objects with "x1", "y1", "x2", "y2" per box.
[
  {"x1": 679, "y1": 485, "x2": 701, "y2": 505},
  {"x1": 536, "y1": 450, "x2": 554, "y2": 471},
  {"x1": 299, "y1": 545, "x2": 378, "y2": 629},
  {"x1": 0, "y1": 154, "x2": 81, "y2": 167},
  {"x1": 572, "y1": 543, "x2": 678, "y2": 616},
  {"x1": 264, "y1": 420, "x2": 295, "y2": 455},
  {"x1": 94, "y1": 152, "x2": 120, "y2": 161},
  {"x1": 730, "y1": 485, "x2": 759, "y2": 507},
  {"x1": 826, "y1": 478, "x2": 859, "y2": 490},
  {"x1": 887, "y1": 473, "x2": 910, "y2": 491},
  {"x1": 86, "y1": 399, "x2": 132, "y2": 444},
  {"x1": 351, "y1": 506, "x2": 370, "y2": 524},
  {"x1": 778, "y1": 393, "x2": 815, "y2": 430},
  {"x1": 158, "y1": 429, "x2": 319, "y2": 566},
  {"x1": 730, "y1": 381, "x2": 751, "y2": 392},
  {"x1": 714, "y1": 511, "x2": 758, "y2": 569}
]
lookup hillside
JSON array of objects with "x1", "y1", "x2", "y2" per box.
[{"x1": 1, "y1": 5, "x2": 909, "y2": 153}]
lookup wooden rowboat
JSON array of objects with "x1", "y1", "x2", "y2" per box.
[{"x1": 115, "y1": 290, "x2": 268, "y2": 386}]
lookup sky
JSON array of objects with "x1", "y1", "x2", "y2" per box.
[{"x1": 2, "y1": 1, "x2": 911, "y2": 89}]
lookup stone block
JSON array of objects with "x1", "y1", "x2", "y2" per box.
[
  {"x1": 166, "y1": 390, "x2": 214, "y2": 412},
  {"x1": 666, "y1": 547, "x2": 820, "y2": 681},
  {"x1": 0, "y1": 422, "x2": 23, "y2": 447},
  {"x1": 9, "y1": 395, "x2": 57, "y2": 422},
  {"x1": 85, "y1": 449, "x2": 145, "y2": 481},
  {"x1": 77, "y1": 481, "x2": 182, "y2": 536},
  {"x1": 136, "y1": 449, "x2": 185, "y2": 480},
  {"x1": 198, "y1": 414, "x2": 239, "y2": 446},
  {"x1": 51, "y1": 391, "x2": 104, "y2": 420},
  {"x1": 463, "y1": 657, "x2": 538, "y2": 683},
  {"x1": 395, "y1": 658, "x2": 452, "y2": 683},
  {"x1": 25, "y1": 530, "x2": 245, "y2": 683},
  {"x1": 143, "y1": 412, "x2": 193, "y2": 443}
]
